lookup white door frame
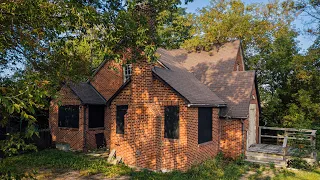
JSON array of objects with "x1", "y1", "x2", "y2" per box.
[{"x1": 247, "y1": 104, "x2": 257, "y2": 149}]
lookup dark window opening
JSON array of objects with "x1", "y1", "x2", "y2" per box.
[
  {"x1": 58, "y1": 105, "x2": 79, "y2": 128},
  {"x1": 95, "y1": 133, "x2": 106, "y2": 149},
  {"x1": 116, "y1": 105, "x2": 128, "y2": 134},
  {"x1": 198, "y1": 107, "x2": 212, "y2": 144},
  {"x1": 89, "y1": 105, "x2": 105, "y2": 128},
  {"x1": 164, "y1": 106, "x2": 179, "y2": 139}
]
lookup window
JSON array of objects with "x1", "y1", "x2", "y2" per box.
[
  {"x1": 89, "y1": 105, "x2": 105, "y2": 128},
  {"x1": 198, "y1": 107, "x2": 212, "y2": 144},
  {"x1": 116, "y1": 105, "x2": 128, "y2": 134},
  {"x1": 58, "y1": 105, "x2": 79, "y2": 128},
  {"x1": 164, "y1": 106, "x2": 179, "y2": 139},
  {"x1": 123, "y1": 64, "x2": 132, "y2": 82}
]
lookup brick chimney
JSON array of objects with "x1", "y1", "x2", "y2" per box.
[
  {"x1": 130, "y1": 52, "x2": 153, "y2": 104},
  {"x1": 134, "y1": 2, "x2": 156, "y2": 43}
]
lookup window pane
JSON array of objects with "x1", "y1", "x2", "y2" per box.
[
  {"x1": 198, "y1": 107, "x2": 212, "y2": 144},
  {"x1": 89, "y1": 105, "x2": 105, "y2": 128},
  {"x1": 58, "y1": 105, "x2": 79, "y2": 128},
  {"x1": 116, "y1": 105, "x2": 128, "y2": 134},
  {"x1": 123, "y1": 64, "x2": 132, "y2": 82},
  {"x1": 164, "y1": 106, "x2": 179, "y2": 139}
]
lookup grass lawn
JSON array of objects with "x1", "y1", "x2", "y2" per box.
[{"x1": 0, "y1": 149, "x2": 319, "y2": 179}]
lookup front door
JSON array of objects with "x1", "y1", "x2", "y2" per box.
[{"x1": 247, "y1": 104, "x2": 257, "y2": 149}]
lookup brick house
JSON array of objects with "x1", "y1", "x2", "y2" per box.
[{"x1": 49, "y1": 40, "x2": 260, "y2": 171}]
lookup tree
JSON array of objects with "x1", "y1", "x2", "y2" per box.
[
  {"x1": 182, "y1": 0, "x2": 295, "y2": 60},
  {"x1": 282, "y1": 37, "x2": 320, "y2": 128},
  {"x1": 296, "y1": 0, "x2": 320, "y2": 35},
  {"x1": 0, "y1": 0, "x2": 194, "y2": 156},
  {"x1": 157, "y1": 7, "x2": 193, "y2": 49}
]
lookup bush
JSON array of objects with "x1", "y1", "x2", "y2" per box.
[{"x1": 287, "y1": 158, "x2": 312, "y2": 170}]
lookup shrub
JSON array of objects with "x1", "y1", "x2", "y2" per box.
[{"x1": 287, "y1": 158, "x2": 312, "y2": 170}]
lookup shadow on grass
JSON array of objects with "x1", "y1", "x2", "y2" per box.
[{"x1": 130, "y1": 154, "x2": 250, "y2": 180}]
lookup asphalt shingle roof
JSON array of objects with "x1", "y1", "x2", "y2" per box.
[
  {"x1": 157, "y1": 40, "x2": 256, "y2": 118},
  {"x1": 209, "y1": 71, "x2": 255, "y2": 118},
  {"x1": 153, "y1": 50, "x2": 226, "y2": 107},
  {"x1": 70, "y1": 82, "x2": 106, "y2": 105}
]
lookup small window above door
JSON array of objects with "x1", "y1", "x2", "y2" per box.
[{"x1": 123, "y1": 64, "x2": 132, "y2": 82}]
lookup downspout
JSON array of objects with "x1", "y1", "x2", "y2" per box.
[
  {"x1": 83, "y1": 105, "x2": 87, "y2": 152},
  {"x1": 241, "y1": 119, "x2": 245, "y2": 154}
]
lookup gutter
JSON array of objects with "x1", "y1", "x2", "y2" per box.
[{"x1": 187, "y1": 103, "x2": 227, "y2": 108}]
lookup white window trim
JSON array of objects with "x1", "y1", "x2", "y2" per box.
[{"x1": 123, "y1": 64, "x2": 132, "y2": 82}]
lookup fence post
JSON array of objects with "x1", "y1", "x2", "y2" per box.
[
  {"x1": 259, "y1": 126, "x2": 261, "y2": 144},
  {"x1": 311, "y1": 134, "x2": 316, "y2": 160}
]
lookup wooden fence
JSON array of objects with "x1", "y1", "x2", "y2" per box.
[{"x1": 259, "y1": 126, "x2": 317, "y2": 159}]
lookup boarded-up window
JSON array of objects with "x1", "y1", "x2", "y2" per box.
[
  {"x1": 198, "y1": 107, "x2": 212, "y2": 144},
  {"x1": 89, "y1": 105, "x2": 105, "y2": 128},
  {"x1": 164, "y1": 106, "x2": 179, "y2": 139},
  {"x1": 58, "y1": 105, "x2": 79, "y2": 128},
  {"x1": 116, "y1": 105, "x2": 128, "y2": 134}
]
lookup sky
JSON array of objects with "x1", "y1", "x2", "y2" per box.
[{"x1": 181, "y1": 0, "x2": 317, "y2": 52}]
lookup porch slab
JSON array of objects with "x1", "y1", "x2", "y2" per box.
[{"x1": 248, "y1": 144, "x2": 286, "y2": 155}]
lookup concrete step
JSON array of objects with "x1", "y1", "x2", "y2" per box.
[
  {"x1": 246, "y1": 155, "x2": 284, "y2": 163},
  {"x1": 245, "y1": 159, "x2": 287, "y2": 167},
  {"x1": 246, "y1": 151, "x2": 284, "y2": 161}
]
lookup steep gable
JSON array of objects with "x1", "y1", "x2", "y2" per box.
[
  {"x1": 90, "y1": 60, "x2": 123, "y2": 101},
  {"x1": 157, "y1": 40, "x2": 258, "y2": 118}
]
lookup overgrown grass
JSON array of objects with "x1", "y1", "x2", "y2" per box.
[
  {"x1": 273, "y1": 168, "x2": 320, "y2": 180},
  {"x1": 0, "y1": 149, "x2": 250, "y2": 179},
  {"x1": 131, "y1": 154, "x2": 250, "y2": 180},
  {"x1": 0, "y1": 149, "x2": 131, "y2": 178},
  {"x1": 1, "y1": 149, "x2": 320, "y2": 179}
]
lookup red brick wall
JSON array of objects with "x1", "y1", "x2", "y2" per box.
[
  {"x1": 219, "y1": 119, "x2": 247, "y2": 158},
  {"x1": 110, "y1": 59, "x2": 222, "y2": 171},
  {"x1": 187, "y1": 108, "x2": 220, "y2": 168},
  {"x1": 49, "y1": 86, "x2": 84, "y2": 150},
  {"x1": 90, "y1": 61, "x2": 123, "y2": 101},
  {"x1": 219, "y1": 83, "x2": 260, "y2": 158},
  {"x1": 49, "y1": 86, "x2": 112, "y2": 151}
]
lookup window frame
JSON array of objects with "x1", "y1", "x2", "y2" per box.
[
  {"x1": 123, "y1": 64, "x2": 132, "y2": 82},
  {"x1": 116, "y1": 105, "x2": 128, "y2": 134},
  {"x1": 58, "y1": 105, "x2": 79, "y2": 128},
  {"x1": 164, "y1": 106, "x2": 179, "y2": 139},
  {"x1": 198, "y1": 107, "x2": 213, "y2": 144},
  {"x1": 88, "y1": 105, "x2": 105, "y2": 129}
]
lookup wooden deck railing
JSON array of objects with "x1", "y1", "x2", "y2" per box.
[{"x1": 259, "y1": 126, "x2": 317, "y2": 159}]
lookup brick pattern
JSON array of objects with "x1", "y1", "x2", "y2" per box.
[
  {"x1": 49, "y1": 45, "x2": 259, "y2": 170},
  {"x1": 110, "y1": 59, "x2": 221, "y2": 171},
  {"x1": 220, "y1": 119, "x2": 247, "y2": 158},
  {"x1": 49, "y1": 86, "x2": 111, "y2": 150},
  {"x1": 187, "y1": 108, "x2": 220, "y2": 168},
  {"x1": 90, "y1": 61, "x2": 123, "y2": 101},
  {"x1": 49, "y1": 86, "x2": 84, "y2": 150},
  {"x1": 219, "y1": 84, "x2": 259, "y2": 158}
]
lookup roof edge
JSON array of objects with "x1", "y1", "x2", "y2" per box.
[
  {"x1": 68, "y1": 84, "x2": 84, "y2": 104},
  {"x1": 106, "y1": 79, "x2": 131, "y2": 106},
  {"x1": 187, "y1": 103, "x2": 227, "y2": 108},
  {"x1": 88, "y1": 82, "x2": 107, "y2": 104},
  {"x1": 152, "y1": 69, "x2": 191, "y2": 104},
  {"x1": 219, "y1": 116, "x2": 249, "y2": 119}
]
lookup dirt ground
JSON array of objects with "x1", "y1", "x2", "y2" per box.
[{"x1": 35, "y1": 170, "x2": 130, "y2": 180}]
